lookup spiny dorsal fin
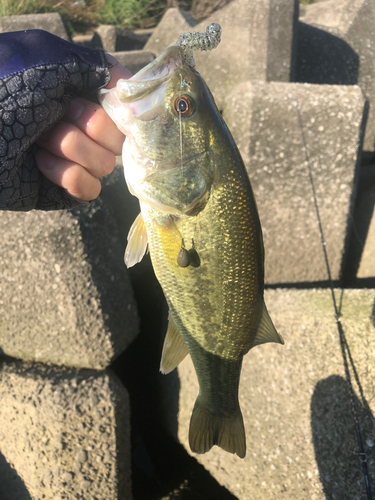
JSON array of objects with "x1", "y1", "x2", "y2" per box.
[
  {"x1": 252, "y1": 303, "x2": 284, "y2": 347},
  {"x1": 160, "y1": 314, "x2": 189, "y2": 374},
  {"x1": 124, "y1": 212, "x2": 148, "y2": 268}
]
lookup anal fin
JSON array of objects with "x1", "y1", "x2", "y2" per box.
[
  {"x1": 124, "y1": 212, "x2": 148, "y2": 268},
  {"x1": 252, "y1": 302, "x2": 284, "y2": 347},
  {"x1": 160, "y1": 314, "x2": 189, "y2": 374}
]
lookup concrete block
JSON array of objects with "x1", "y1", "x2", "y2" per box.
[
  {"x1": 96, "y1": 25, "x2": 149, "y2": 52},
  {"x1": 223, "y1": 82, "x2": 366, "y2": 284},
  {"x1": 96, "y1": 25, "x2": 118, "y2": 52},
  {"x1": 0, "y1": 14, "x2": 70, "y2": 40},
  {"x1": 72, "y1": 33, "x2": 100, "y2": 48},
  {"x1": 145, "y1": 0, "x2": 298, "y2": 109},
  {"x1": 297, "y1": 0, "x2": 375, "y2": 151},
  {"x1": 109, "y1": 51, "x2": 156, "y2": 76},
  {"x1": 0, "y1": 167, "x2": 139, "y2": 369},
  {"x1": 144, "y1": 8, "x2": 198, "y2": 55},
  {"x1": 167, "y1": 288, "x2": 375, "y2": 499},
  {"x1": 0, "y1": 361, "x2": 131, "y2": 500},
  {"x1": 143, "y1": 8, "x2": 197, "y2": 53}
]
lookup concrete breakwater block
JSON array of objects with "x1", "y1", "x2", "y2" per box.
[
  {"x1": 0, "y1": 14, "x2": 70, "y2": 41},
  {"x1": 144, "y1": 0, "x2": 298, "y2": 109},
  {"x1": 223, "y1": 82, "x2": 366, "y2": 284},
  {"x1": 0, "y1": 361, "x2": 131, "y2": 500},
  {"x1": 96, "y1": 25, "x2": 150, "y2": 52},
  {"x1": 297, "y1": 0, "x2": 375, "y2": 152},
  {"x1": 166, "y1": 288, "x2": 375, "y2": 499},
  {"x1": 109, "y1": 50, "x2": 156, "y2": 76},
  {"x1": 0, "y1": 171, "x2": 139, "y2": 369}
]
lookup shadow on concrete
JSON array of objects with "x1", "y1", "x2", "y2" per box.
[
  {"x1": 311, "y1": 374, "x2": 375, "y2": 499},
  {"x1": 294, "y1": 22, "x2": 372, "y2": 285},
  {"x1": 295, "y1": 22, "x2": 359, "y2": 85},
  {"x1": 0, "y1": 453, "x2": 32, "y2": 500},
  {"x1": 343, "y1": 190, "x2": 375, "y2": 285},
  {"x1": 64, "y1": 167, "x2": 139, "y2": 367}
]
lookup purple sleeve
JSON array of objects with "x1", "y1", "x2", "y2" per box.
[{"x1": 0, "y1": 30, "x2": 111, "y2": 211}]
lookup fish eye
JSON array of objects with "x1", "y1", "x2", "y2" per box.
[{"x1": 174, "y1": 95, "x2": 194, "y2": 118}]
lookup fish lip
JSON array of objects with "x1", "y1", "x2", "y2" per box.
[{"x1": 128, "y1": 45, "x2": 191, "y2": 83}]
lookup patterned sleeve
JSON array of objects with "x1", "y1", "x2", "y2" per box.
[{"x1": 0, "y1": 29, "x2": 111, "y2": 211}]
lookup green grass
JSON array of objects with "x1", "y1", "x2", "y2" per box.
[
  {"x1": 0, "y1": 0, "x2": 51, "y2": 17},
  {"x1": 0, "y1": 0, "x2": 176, "y2": 32},
  {"x1": 95, "y1": 0, "x2": 166, "y2": 30},
  {"x1": 0, "y1": 0, "x2": 237, "y2": 33}
]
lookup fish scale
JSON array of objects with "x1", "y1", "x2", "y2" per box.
[{"x1": 143, "y1": 145, "x2": 262, "y2": 359}]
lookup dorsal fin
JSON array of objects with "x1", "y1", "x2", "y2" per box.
[
  {"x1": 124, "y1": 212, "x2": 148, "y2": 268},
  {"x1": 252, "y1": 303, "x2": 284, "y2": 347},
  {"x1": 160, "y1": 314, "x2": 189, "y2": 374}
]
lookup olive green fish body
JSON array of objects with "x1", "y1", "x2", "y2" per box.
[
  {"x1": 140, "y1": 123, "x2": 264, "y2": 457},
  {"x1": 142, "y1": 134, "x2": 264, "y2": 358},
  {"x1": 99, "y1": 45, "x2": 283, "y2": 458}
]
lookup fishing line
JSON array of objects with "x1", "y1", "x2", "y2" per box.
[
  {"x1": 212, "y1": 16, "x2": 373, "y2": 495},
  {"x1": 178, "y1": 76, "x2": 183, "y2": 173},
  {"x1": 176, "y1": 14, "x2": 373, "y2": 489},
  {"x1": 296, "y1": 101, "x2": 373, "y2": 500}
]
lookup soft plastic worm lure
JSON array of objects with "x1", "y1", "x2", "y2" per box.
[{"x1": 176, "y1": 23, "x2": 222, "y2": 69}]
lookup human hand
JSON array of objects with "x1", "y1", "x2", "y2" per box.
[
  {"x1": 0, "y1": 30, "x2": 130, "y2": 210},
  {"x1": 36, "y1": 56, "x2": 131, "y2": 202}
]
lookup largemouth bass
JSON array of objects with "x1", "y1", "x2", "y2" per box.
[{"x1": 99, "y1": 29, "x2": 284, "y2": 458}]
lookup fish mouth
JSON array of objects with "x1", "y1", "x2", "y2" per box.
[
  {"x1": 115, "y1": 46, "x2": 193, "y2": 105},
  {"x1": 128, "y1": 45, "x2": 191, "y2": 83},
  {"x1": 99, "y1": 45, "x2": 193, "y2": 132}
]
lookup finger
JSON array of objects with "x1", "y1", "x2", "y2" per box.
[
  {"x1": 36, "y1": 149, "x2": 102, "y2": 201},
  {"x1": 105, "y1": 54, "x2": 132, "y2": 89},
  {"x1": 37, "y1": 121, "x2": 116, "y2": 178},
  {"x1": 64, "y1": 98, "x2": 125, "y2": 155}
]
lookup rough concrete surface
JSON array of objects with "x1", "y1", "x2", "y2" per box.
[
  {"x1": 143, "y1": 8, "x2": 197, "y2": 53},
  {"x1": 165, "y1": 288, "x2": 375, "y2": 499},
  {"x1": 0, "y1": 13, "x2": 70, "y2": 40},
  {"x1": 96, "y1": 25, "x2": 149, "y2": 52},
  {"x1": 145, "y1": 0, "x2": 298, "y2": 109},
  {"x1": 109, "y1": 51, "x2": 156, "y2": 76},
  {"x1": 298, "y1": 0, "x2": 375, "y2": 152},
  {"x1": 96, "y1": 25, "x2": 118, "y2": 52},
  {"x1": 223, "y1": 82, "x2": 366, "y2": 284},
  {"x1": 0, "y1": 169, "x2": 139, "y2": 369},
  {"x1": 0, "y1": 360, "x2": 131, "y2": 500}
]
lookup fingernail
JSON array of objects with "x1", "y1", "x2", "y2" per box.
[{"x1": 66, "y1": 99, "x2": 84, "y2": 121}]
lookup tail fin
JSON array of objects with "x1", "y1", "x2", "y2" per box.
[{"x1": 188, "y1": 396, "x2": 246, "y2": 458}]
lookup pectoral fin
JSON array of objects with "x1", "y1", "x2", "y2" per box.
[
  {"x1": 124, "y1": 213, "x2": 148, "y2": 268},
  {"x1": 160, "y1": 314, "x2": 189, "y2": 374},
  {"x1": 252, "y1": 303, "x2": 284, "y2": 347}
]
